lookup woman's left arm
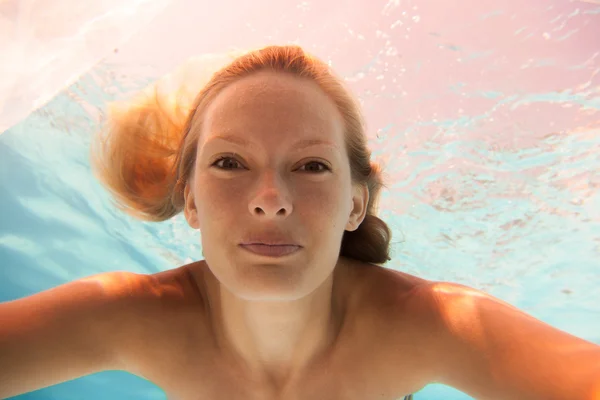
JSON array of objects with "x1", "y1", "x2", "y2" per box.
[{"x1": 420, "y1": 282, "x2": 600, "y2": 400}]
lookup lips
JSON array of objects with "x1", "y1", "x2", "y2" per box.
[
  {"x1": 239, "y1": 244, "x2": 301, "y2": 257},
  {"x1": 241, "y1": 238, "x2": 300, "y2": 246}
]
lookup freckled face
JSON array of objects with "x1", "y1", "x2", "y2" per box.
[{"x1": 184, "y1": 71, "x2": 362, "y2": 301}]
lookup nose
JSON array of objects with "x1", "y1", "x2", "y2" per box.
[{"x1": 248, "y1": 171, "x2": 293, "y2": 219}]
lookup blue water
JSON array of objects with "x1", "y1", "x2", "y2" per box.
[{"x1": 2, "y1": 11, "x2": 600, "y2": 400}]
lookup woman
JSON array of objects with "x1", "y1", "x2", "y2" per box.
[{"x1": 1, "y1": 45, "x2": 598, "y2": 400}]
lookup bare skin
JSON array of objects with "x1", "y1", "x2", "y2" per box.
[
  {"x1": 3, "y1": 255, "x2": 598, "y2": 399},
  {"x1": 1, "y1": 70, "x2": 598, "y2": 399},
  {"x1": 178, "y1": 70, "x2": 377, "y2": 394},
  {"x1": 117, "y1": 257, "x2": 433, "y2": 400},
  {"x1": 123, "y1": 70, "x2": 436, "y2": 399}
]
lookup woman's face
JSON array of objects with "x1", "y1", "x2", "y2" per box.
[{"x1": 184, "y1": 71, "x2": 367, "y2": 301}]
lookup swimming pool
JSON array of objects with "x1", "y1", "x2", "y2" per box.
[{"x1": 1, "y1": 0, "x2": 599, "y2": 399}]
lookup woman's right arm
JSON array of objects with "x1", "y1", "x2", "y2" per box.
[{"x1": 0, "y1": 271, "x2": 142, "y2": 398}]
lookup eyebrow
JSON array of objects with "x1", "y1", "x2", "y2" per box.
[{"x1": 206, "y1": 134, "x2": 340, "y2": 152}]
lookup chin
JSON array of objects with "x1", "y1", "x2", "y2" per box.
[
  {"x1": 229, "y1": 263, "x2": 313, "y2": 301},
  {"x1": 205, "y1": 249, "x2": 336, "y2": 301}
]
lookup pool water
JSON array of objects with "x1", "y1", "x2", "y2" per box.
[{"x1": 1, "y1": 0, "x2": 599, "y2": 399}]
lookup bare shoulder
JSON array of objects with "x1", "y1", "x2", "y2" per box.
[
  {"x1": 343, "y1": 258, "x2": 436, "y2": 315},
  {"x1": 336, "y1": 259, "x2": 443, "y2": 393},
  {"x1": 105, "y1": 262, "x2": 210, "y2": 377},
  {"x1": 95, "y1": 262, "x2": 206, "y2": 320},
  {"x1": 340, "y1": 262, "x2": 468, "y2": 393},
  {"x1": 342, "y1": 259, "x2": 441, "y2": 346},
  {"x1": 0, "y1": 265, "x2": 208, "y2": 398},
  {"x1": 355, "y1": 270, "x2": 600, "y2": 399}
]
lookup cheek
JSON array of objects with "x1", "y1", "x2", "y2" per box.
[
  {"x1": 194, "y1": 180, "x2": 238, "y2": 226},
  {"x1": 300, "y1": 183, "x2": 350, "y2": 227}
]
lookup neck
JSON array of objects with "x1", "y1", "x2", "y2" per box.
[{"x1": 201, "y1": 259, "x2": 348, "y2": 384}]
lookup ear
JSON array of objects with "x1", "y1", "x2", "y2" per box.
[
  {"x1": 183, "y1": 182, "x2": 200, "y2": 229},
  {"x1": 345, "y1": 183, "x2": 369, "y2": 232}
]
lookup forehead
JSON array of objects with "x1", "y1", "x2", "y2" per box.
[{"x1": 197, "y1": 71, "x2": 345, "y2": 147}]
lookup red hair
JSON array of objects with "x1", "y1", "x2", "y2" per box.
[{"x1": 91, "y1": 45, "x2": 391, "y2": 263}]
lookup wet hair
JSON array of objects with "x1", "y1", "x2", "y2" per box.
[{"x1": 91, "y1": 45, "x2": 392, "y2": 264}]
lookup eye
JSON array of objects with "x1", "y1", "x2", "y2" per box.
[
  {"x1": 212, "y1": 156, "x2": 244, "y2": 170},
  {"x1": 298, "y1": 161, "x2": 331, "y2": 173},
  {"x1": 210, "y1": 156, "x2": 331, "y2": 173}
]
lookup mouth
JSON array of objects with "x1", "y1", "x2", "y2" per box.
[{"x1": 239, "y1": 243, "x2": 302, "y2": 257}]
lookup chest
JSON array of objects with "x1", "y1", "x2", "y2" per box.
[
  {"x1": 149, "y1": 308, "x2": 420, "y2": 400},
  {"x1": 159, "y1": 340, "x2": 414, "y2": 400},
  {"x1": 136, "y1": 262, "x2": 428, "y2": 399}
]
